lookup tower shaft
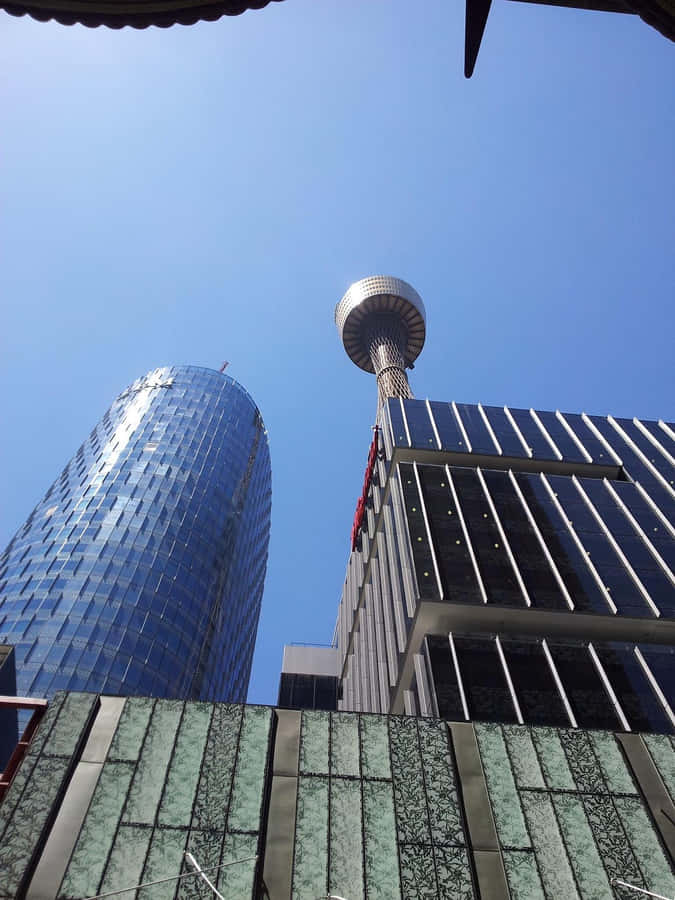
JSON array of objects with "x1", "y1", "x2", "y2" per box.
[{"x1": 364, "y1": 313, "x2": 414, "y2": 405}]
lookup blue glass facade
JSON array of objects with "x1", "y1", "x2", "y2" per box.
[{"x1": 0, "y1": 366, "x2": 271, "y2": 702}]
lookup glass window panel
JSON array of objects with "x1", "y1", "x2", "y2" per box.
[
  {"x1": 454, "y1": 403, "x2": 498, "y2": 454},
  {"x1": 551, "y1": 794, "x2": 613, "y2": 900},
  {"x1": 403, "y1": 399, "x2": 437, "y2": 449},
  {"x1": 475, "y1": 723, "x2": 530, "y2": 848},
  {"x1": 503, "y1": 850, "x2": 546, "y2": 900},
  {"x1": 482, "y1": 470, "x2": 567, "y2": 610},
  {"x1": 428, "y1": 402, "x2": 467, "y2": 452},
  {"x1": 329, "y1": 778, "x2": 364, "y2": 900},
  {"x1": 614, "y1": 798, "x2": 675, "y2": 897},
  {"x1": 227, "y1": 705, "x2": 272, "y2": 832},
  {"x1": 515, "y1": 475, "x2": 611, "y2": 614},
  {"x1": 558, "y1": 412, "x2": 613, "y2": 464},
  {"x1": 450, "y1": 468, "x2": 524, "y2": 607},
  {"x1": 534, "y1": 410, "x2": 588, "y2": 463},
  {"x1": 520, "y1": 792, "x2": 580, "y2": 900},
  {"x1": 418, "y1": 719, "x2": 465, "y2": 846},
  {"x1": 481, "y1": 406, "x2": 528, "y2": 458},
  {"x1": 98, "y1": 825, "x2": 152, "y2": 900},
  {"x1": 613, "y1": 418, "x2": 675, "y2": 486},
  {"x1": 330, "y1": 712, "x2": 360, "y2": 777},
  {"x1": 609, "y1": 482, "x2": 675, "y2": 570},
  {"x1": 546, "y1": 641, "x2": 620, "y2": 730},
  {"x1": 398, "y1": 464, "x2": 440, "y2": 602},
  {"x1": 158, "y1": 702, "x2": 212, "y2": 827},
  {"x1": 426, "y1": 635, "x2": 465, "y2": 721},
  {"x1": 387, "y1": 399, "x2": 408, "y2": 447},
  {"x1": 453, "y1": 635, "x2": 517, "y2": 723},
  {"x1": 502, "y1": 726, "x2": 545, "y2": 790},
  {"x1": 389, "y1": 716, "x2": 431, "y2": 844},
  {"x1": 292, "y1": 777, "x2": 329, "y2": 900},
  {"x1": 191, "y1": 704, "x2": 242, "y2": 832},
  {"x1": 507, "y1": 408, "x2": 556, "y2": 459},
  {"x1": 639, "y1": 419, "x2": 675, "y2": 456},
  {"x1": 417, "y1": 467, "x2": 482, "y2": 604},
  {"x1": 636, "y1": 644, "x2": 675, "y2": 713},
  {"x1": 592, "y1": 643, "x2": 671, "y2": 733},
  {"x1": 499, "y1": 637, "x2": 569, "y2": 726},
  {"x1": 362, "y1": 781, "x2": 401, "y2": 900},
  {"x1": 299, "y1": 710, "x2": 330, "y2": 775},
  {"x1": 359, "y1": 714, "x2": 391, "y2": 779},
  {"x1": 122, "y1": 700, "x2": 183, "y2": 825}
]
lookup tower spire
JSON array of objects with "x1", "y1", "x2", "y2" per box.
[{"x1": 335, "y1": 276, "x2": 426, "y2": 410}]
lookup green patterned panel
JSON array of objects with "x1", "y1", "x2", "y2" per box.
[
  {"x1": 227, "y1": 705, "x2": 272, "y2": 833},
  {"x1": 98, "y1": 824, "x2": 153, "y2": 900},
  {"x1": 389, "y1": 716, "x2": 431, "y2": 845},
  {"x1": 503, "y1": 850, "x2": 546, "y2": 900},
  {"x1": 643, "y1": 734, "x2": 675, "y2": 804},
  {"x1": 139, "y1": 827, "x2": 188, "y2": 900},
  {"x1": 179, "y1": 830, "x2": 224, "y2": 900},
  {"x1": 218, "y1": 832, "x2": 258, "y2": 900},
  {"x1": 44, "y1": 692, "x2": 98, "y2": 757},
  {"x1": 614, "y1": 796, "x2": 675, "y2": 897},
  {"x1": 123, "y1": 700, "x2": 183, "y2": 825},
  {"x1": 553, "y1": 794, "x2": 613, "y2": 900},
  {"x1": 363, "y1": 780, "x2": 401, "y2": 900},
  {"x1": 330, "y1": 712, "x2": 360, "y2": 777},
  {"x1": 589, "y1": 732, "x2": 637, "y2": 795},
  {"x1": 503, "y1": 726, "x2": 545, "y2": 790},
  {"x1": 399, "y1": 843, "x2": 437, "y2": 898},
  {"x1": 299, "y1": 710, "x2": 330, "y2": 775},
  {"x1": 475, "y1": 723, "x2": 530, "y2": 849},
  {"x1": 418, "y1": 719, "x2": 464, "y2": 846},
  {"x1": 531, "y1": 727, "x2": 576, "y2": 791},
  {"x1": 559, "y1": 729, "x2": 606, "y2": 793},
  {"x1": 434, "y1": 845, "x2": 475, "y2": 899},
  {"x1": 583, "y1": 796, "x2": 644, "y2": 888},
  {"x1": 0, "y1": 693, "x2": 66, "y2": 844},
  {"x1": 360, "y1": 714, "x2": 391, "y2": 779},
  {"x1": 191, "y1": 704, "x2": 242, "y2": 831},
  {"x1": 59, "y1": 761, "x2": 134, "y2": 899},
  {"x1": 108, "y1": 697, "x2": 155, "y2": 761},
  {"x1": 329, "y1": 777, "x2": 364, "y2": 900},
  {"x1": 158, "y1": 703, "x2": 213, "y2": 827},
  {"x1": 292, "y1": 776, "x2": 329, "y2": 900},
  {"x1": 521, "y1": 791, "x2": 580, "y2": 899},
  {"x1": 0, "y1": 756, "x2": 70, "y2": 899}
]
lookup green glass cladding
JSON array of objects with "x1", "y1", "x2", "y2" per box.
[
  {"x1": 293, "y1": 710, "x2": 475, "y2": 900},
  {"x1": 476, "y1": 722, "x2": 675, "y2": 900},
  {"x1": 60, "y1": 698, "x2": 273, "y2": 900},
  {"x1": 0, "y1": 692, "x2": 98, "y2": 900},
  {"x1": 0, "y1": 366, "x2": 272, "y2": 703}
]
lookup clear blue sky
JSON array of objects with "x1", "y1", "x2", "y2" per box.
[{"x1": 1, "y1": 0, "x2": 673, "y2": 704}]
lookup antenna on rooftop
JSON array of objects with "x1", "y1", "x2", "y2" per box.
[
  {"x1": 334, "y1": 275, "x2": 426, "y2": 410},
  {"x1": 219, "y1": 361, "x2": 230, "y2": 373}
]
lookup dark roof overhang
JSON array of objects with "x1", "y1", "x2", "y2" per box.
[{"x1": 0, "y1": 0, "x2": 282, "y2": 29}]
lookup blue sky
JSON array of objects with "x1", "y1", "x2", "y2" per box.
[{"x1": 1, "y1": 0, "x2": 673, "y2": 704}]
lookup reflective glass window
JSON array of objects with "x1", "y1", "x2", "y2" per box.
[
  {"x1": 533, "y1": 410, "x2": 588, "y2": 463},
  {"x1": 593, "y1": 643, "x2": 672, "y2": 733},
  {"x1": 402, "y1": 400, "x2": 437, "y2": 449},
  {"x1": 398, "y1": 465, "x2": 439, "y2": 601},
  {"x1": 450, "y1": 467, "x2": 524, "y2": 607},
  {"x1": 481, "y1": 470, "x2": 568, "y2": 610},
  {"x1": 428, "y1": 402, "x2": 467, "y2": 452},
  {"x1": 515, "y1": 474, "x2": 611, "y2": 614},
  {"x1": 608, "y1": 483, "x2": 675, "y2": 571},
  {"x1": 499, "y1": 637, "x2": 569, "y2": 726},
  {"x1": 612, "y1": 418, "x2": 675, "y2": 487},
  {"x1": 453, "y1": 634, "x2": 518, "y2": 723},
  {"x1": 387, "y1": 399, "x2": 408, "y2": 447},
  {"x1": 636, "y1": 419, "x2": 675, "y2": 458},
  {"x1": 426, "y1": 635, "x2": 465, "y2": 721},
  {"x1": 481, "y1": 406, "x2": 528, "y2": 458},
  {"x1": 638, "y1": 644, "x2": 675, "y2": 712},
  {"x1": 546, "y1": 641, "x2": 620, "y2": 730},
  {"x1": 546, "y1": 476, "x2": 653, "y2": 618},
  {"x1": 506, "y1": 407, "x2": 556, "y2": 459},
  {"x1": 454, "y1": 404, "x2": 498, "y2": 455},
  {"x1": 416, "y1": 466, "x2": 482, "y2": 604}
]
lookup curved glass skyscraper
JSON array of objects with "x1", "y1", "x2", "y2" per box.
[{"x1": 0, "y1": 366, "x2": 271, "y2": 702}]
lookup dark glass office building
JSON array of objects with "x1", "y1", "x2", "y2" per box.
[
  {"x1": 337, "y1": 397, "x2": 675, "y2": 732},
  {"x1": 0, "y1": 365, "x2": 271, "y2": 703},
  {"x1": 323, "y1": 276, "x2": 675, "y2": 734}
]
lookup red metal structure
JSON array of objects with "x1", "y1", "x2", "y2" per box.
[{"x1": 0, "y1": 696, "x2": 48, "y2": 802}]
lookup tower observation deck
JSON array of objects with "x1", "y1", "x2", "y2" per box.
[{"x1": 335, "y1": 275, "x2": 426, "y2": 409}]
